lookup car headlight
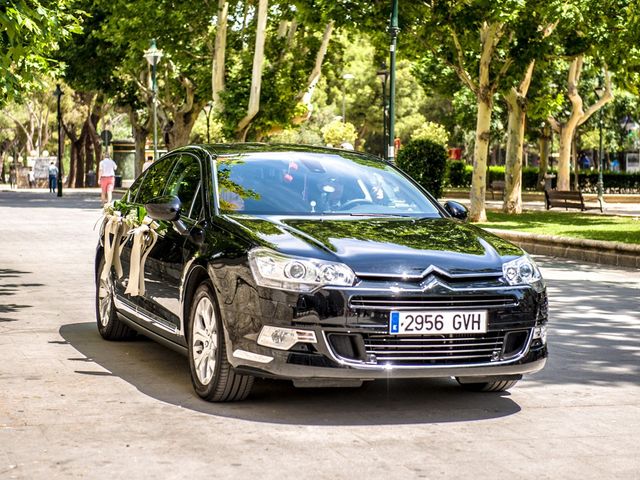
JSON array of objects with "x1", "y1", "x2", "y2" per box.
[
  {"x1": 248, "y1": 248, "x2": 355, "y2": 292},
  {"x1": 502, "y1": 255, "x2": 543, "y2": 286}
]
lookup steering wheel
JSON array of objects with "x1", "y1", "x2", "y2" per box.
[{"x1": 336, "y1": 198, "x2": 373, "y2": 211}]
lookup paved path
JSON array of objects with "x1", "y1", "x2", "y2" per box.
[{"x1": 1, "y1": 190, "x2": 639, "y2": 479}]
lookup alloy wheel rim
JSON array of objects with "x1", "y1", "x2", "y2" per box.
[
  {"x1": 98, "y1": 273, "x2": 113, "y2": 327},
  {"x1": 192, "y1": 296, "x2": 217, "y2": 385}
]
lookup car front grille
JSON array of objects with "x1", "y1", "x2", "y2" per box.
[
  {"x1": 349, "y1": 294, "x2": 518, "y2": 311},
  {"x1": 330, "y1": 328, "x2": 530, "y2": 367},
  {"x1": 362, "y1": 332, "x2": 503, "y2": 365}
]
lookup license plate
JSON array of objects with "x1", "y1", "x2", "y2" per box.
[{"x1": 389, "y1": 310, "x2": 487, "y2": 335}]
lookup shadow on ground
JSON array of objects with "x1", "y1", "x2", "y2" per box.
[
  {"x1": 0, "y1": 268, "x2": 36, "y2": 322},
  {"x1": 59, "y1": 322, "x2": 521, "y2": 426},
  {"x1": 530, "y1": 258, "x2": 640, "y2": 387}
]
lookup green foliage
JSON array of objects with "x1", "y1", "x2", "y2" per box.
[
  {"x1": 397, "y1": 138, "x2": 448, "y2": 198},
  {"x1": 577, "y1": 170, "x2": 640, "y2": 193},
  {"x1": 267, "y1": 128, "x2": 323, "y2": 146},
  {"x1": 411, "y1": 122, "x2": 450, "y2": 148},
  {"x1": 0, "y1": 0, "x2": 82, "y2": 104},
  {"x1": 190, "y1": 110, "x2": 225, "y2": 144},
  {"x1": 321, "y1": 120, "x2": 357, "y2": 146}
]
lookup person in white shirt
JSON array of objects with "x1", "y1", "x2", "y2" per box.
[
  {"x1": 142, "y1": 155, "x2": 154, "y2": 172},
  {"x1": 98, "y1": 154, "x2": 118, "y2": 204}
]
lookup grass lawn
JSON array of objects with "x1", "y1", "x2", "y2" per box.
[{"x1": 478, "y1": 211, "x2": 640, "y2": 245}]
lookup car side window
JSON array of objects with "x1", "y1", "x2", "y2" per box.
[
  {"x1": 163, "y1": 154, "x2": 202, "y2": 219},
  {"x1": 188, "y1": 182, "x2": 203, "y2": 220},
  {"x1": 125, "y1": 171, "x2": 147, "y2": 202},
  {"x1": 134, "y1": 156, "x2": 177, "y2": 205}
]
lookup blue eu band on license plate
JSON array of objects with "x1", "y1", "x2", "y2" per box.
[
  {"x1": 389, "y1": 310, "x2": 487, "y2": 335},
  {"x1": 390, "y1": 311, "x2": 400, "y2": 334}
]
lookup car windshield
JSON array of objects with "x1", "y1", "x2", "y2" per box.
[{"x1": 215, "y1": 151, "x2": 442, "y2": 217}]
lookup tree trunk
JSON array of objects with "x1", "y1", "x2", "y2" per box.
[
  {"x1": 468, "y1": 21, "x2": 504, "y2": 223},
  {"x1": 88, "y1": 100, "x2": 103, "y2": 173},
  {"x1": 470, "y1": 96, "x2": 492, "y2": 222},
  {"x1": 555, "y1": 56, "x2": 614, "y2": 190},
  {"x1": 212, "y1": 0, "x2": 229, "y2": 108},
  {"x1": 537, "y1": 125, "x2": 551, "y2": 190},
  {"x1": 128, "y1": 108, "x2": 150, "y2": 178},
  {"x1": 77, "y1": 122, "x2": 90, "y2": 188},
  {"x1": 68, "y1": 141, "x2": 77, "y2": 188},
  {"x1": 503, "y1": 89, "x2": 525, "y2": 213},
  {"x1": 297, "y1": 21, "x2": 334, "y2": 121},
  {"x1": 163, "y1": 75, "x2": 204, "y2": 150},
  {"x1": 235, "y1": 0, "x2": 269, "y2": 141},
  {"x1": 502, "y1": 61, "x2": 534, "y2": 214},
  {"x1": 164, "y1": 107, "x2": 202, "y2": 150},
  {"x1": 557, "y1": 121, "x2": 576, "y2": 190},
  {"x1": 134, "y1": 128, "x2": 147, "y2": 178}
]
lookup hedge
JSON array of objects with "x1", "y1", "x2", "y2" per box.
[
  {"x1": 445, "y1": 160, "x2": 640, "y2": 193},
  {"x1": 397, "y1": 138, "x2": 448, "y2": 198}
]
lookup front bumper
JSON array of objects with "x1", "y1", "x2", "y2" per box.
[
  {"x1": 232, "y1": 337, "x2": 547, "y2": 381},
  {"x1": 215, "y1": 271, "x2": 549, "y2": 382}
]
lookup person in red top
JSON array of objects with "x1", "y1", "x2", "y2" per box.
[{"x1": 98, "y1": 154, "x2": 118, "y2": 204}]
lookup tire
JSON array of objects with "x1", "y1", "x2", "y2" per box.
[
  {"x1": 96, "y1": 256, "x2": 136, "y2": 340},
  {"x1": 187, "y1": 281, "x2": 254, "y2": 402},
  {"x1": 456, "y1": 378, "x2": 519, "y2": 392}
]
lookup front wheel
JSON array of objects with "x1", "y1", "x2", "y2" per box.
[
  {"x1": 96, "y1": 256, "x2": 136, "y2": 340},
  {"x1": 188, "y1": 282, "x2": 254, "y2": 402}
]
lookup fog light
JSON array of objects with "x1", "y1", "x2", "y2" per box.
[
  {"x1": 533, "y1": 325, "x2": 548, "y2": 344},
  {"x1": 257, "y1": 326, "x2": 317, "y2": 351}
]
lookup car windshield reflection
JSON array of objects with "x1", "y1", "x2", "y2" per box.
[{"x1": 216, "y1": 151, "x2": 442, "y2": 216}]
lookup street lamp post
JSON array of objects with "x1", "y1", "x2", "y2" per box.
[
  {"x1": 204, "y1": 101, "x2": 214, "y2": 143},
  {"x1": 341, "y1": 73, "x2": 355, "y2": 124},
  {"x1": 377, "y1": 66, "x2": 389, "y2": 158},
  {"x1": 387, "y1": 0, "x2": 399, "y2": 162},
  {"x1": 144, "y1": 39, "x2": 163, "y2": 160},
  {"x1": 53, "y1": 84, "x2": 63, "y2": 197},
  {"x1": 594, "y1": 82, "x2": 605, "y2": 207}
]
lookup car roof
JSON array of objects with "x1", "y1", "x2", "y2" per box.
[{"x1": 195, "y1": 143, "x2": 387, "y2": 161}]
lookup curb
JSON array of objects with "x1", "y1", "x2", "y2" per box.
[{"x1": 488, "y1": 228, "x2": 640, "y2": 269}]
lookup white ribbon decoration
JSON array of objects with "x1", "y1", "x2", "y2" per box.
[
  {"x1": 101, "y1": 212, "x2": 125, "y2": 281},
  {"x1": 124, "y1": 217, "x2": 159, "y2": 297}
]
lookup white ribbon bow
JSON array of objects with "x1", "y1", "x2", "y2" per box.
[
  {"x1": 124, "y1": 217, "x2": 159, "y2": 297},
  {"x1": 101, "y1": 212, "x2": 125, "y2": 281}
]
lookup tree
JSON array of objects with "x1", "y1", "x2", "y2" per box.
[
  {"x1": 0, "y1": 1, "x2": 81, "y2": 104},
  {"x1": 236, "y1": 0, "x2": 269, "y2": 141},
  {"x1": 409, "y1": 1, "x2": 532, "y2": 221},
  {"x1": 501, "y1": 10, "x2": 558, "y2": 213},
  {"x1": 321, "y1": 120, "x2": 357, "y2": 146},
  {"x1": 548, "y1": 58, "x2": 613, "y2": 190},
  {"x1": 411, "y1": 121, "x2": 449, "y2": 148},
  {"x1": 544, "y1": 0, "x2": 640, "y2": 190}
]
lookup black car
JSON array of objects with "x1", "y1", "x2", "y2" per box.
[{"x1": 96, "y1": 144, "x2": 547, "y2": 402}]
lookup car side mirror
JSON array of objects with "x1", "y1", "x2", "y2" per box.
[
  {"x1": 443, "y1": 200, "x2": 468, "y2": 221},
  {"x1": 145, "y1": 196, "x2": 182, "y2": 222}
]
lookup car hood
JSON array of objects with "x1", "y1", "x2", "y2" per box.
[{"x1": 226, "y1": 215, "x2": 523, "y2": 277}]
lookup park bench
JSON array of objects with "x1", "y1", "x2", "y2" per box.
[
  {"x1": 488, "y1": 180, "x2": 505, "y2": 200},
  {"x1": 544, "y1": 189, "x2": 603, "y2": 212}
]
